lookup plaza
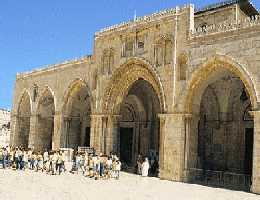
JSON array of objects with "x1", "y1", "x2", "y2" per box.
[{"x1": 0, "y1": 169, "x2": 259, "y2": 200}]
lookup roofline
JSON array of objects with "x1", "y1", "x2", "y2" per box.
[{"x1": 195, "y1": 0, "x2": 258, "y2": 16}]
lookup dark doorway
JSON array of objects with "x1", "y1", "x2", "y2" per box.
[
  {"x1": 120, "y1": 128, "x2": 133, "y2": 165},
  {"x1": 244, "y1": 128, "x2": 253, "y2": 175},
  {"x1": 85, "y1": 127, "x2": 91, "y2": 147}
]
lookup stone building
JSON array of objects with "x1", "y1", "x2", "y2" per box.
[
  {"x1": 0, "y1": 109, "x2": 11, "y2": 147},
  {"x1": 10, "y1": 0, "x2": 260, "y2": 193}
]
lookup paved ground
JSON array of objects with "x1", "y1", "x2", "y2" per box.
[{"x1": 0, "y1": 169, "x2": 259, "y2": 200}]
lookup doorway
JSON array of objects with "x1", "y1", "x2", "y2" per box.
[
  {"x1": 85, "y1": 127, "x2": 91, "y2": 147},
  {"x1": 244, "y1": 128, "x2": 253, "y2": 175},
  {"x1": 120, "y1": 127, "x2": 133, "y2": 165}
]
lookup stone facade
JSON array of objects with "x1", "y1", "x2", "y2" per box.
[
  {"x1": 11, "y1": 0, "x2": 260, "y2": 193},
  {"x1": 0, "y1": 109, "x2": 11, "y2": 147}
]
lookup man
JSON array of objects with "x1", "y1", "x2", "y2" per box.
[
  {"x1": 43, "y1": 149, "x2": 49, "y2": 171},
  {"x1": 136, "y1": 154, "x2": 143, "y2": 175},
  {"x1": 0, "y1": 148, "x2": 4, "y2": 169}
]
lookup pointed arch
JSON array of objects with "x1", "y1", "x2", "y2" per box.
[
  {"x1": 184, "y1": 55, "x2": 258, "y2": 114},
  {"x1": 35, "y1": 86, "x2": 56, "y2": 151},
  {"x1": 102, "y1": 57, "x2": 166, "y2": 114},
  {"x1": 61, "y1": 79, "x2": 92, "y2": 148},
  {"x1": 15, "y1": 89, "x2": 32, "y2": 148}
]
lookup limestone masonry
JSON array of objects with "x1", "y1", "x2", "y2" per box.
[
  {"x1": 11, "y1": 0, "x2": 260, "y2": 193},
  {"x1": 0, "y1": 109, "x2": 10, "y2": 147}
]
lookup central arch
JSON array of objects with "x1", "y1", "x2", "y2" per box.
[
  {"x1": 184, "y1": 56, "x2": 258, "y2": 191},
  {"x1": 102, "y1": 58, "x2": 166, "y2": 114},
  {"x1": 102, "y1": 58, "x2": 165, "y2": 174}
]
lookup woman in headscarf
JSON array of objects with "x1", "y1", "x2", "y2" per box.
[{"x1": 141, "y1": 157, "x2": 150, "y2": 177}]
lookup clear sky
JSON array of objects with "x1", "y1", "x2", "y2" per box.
[{"x1": 0, "y1": 0, "x2": 259, "y2": 110}]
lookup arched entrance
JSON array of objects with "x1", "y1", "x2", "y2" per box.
[
  {"x1": 35, "y1": 88, "x2": 55, "y2": 151},
  {"x1": 16, "y1": 91, "x2": 31, "y2": 148},
  {"x1": 62, "y1": 80, "x2": 92, "y2": 149},
  {"x1": 102, "y1": 58, "x2": 165, "y2": 174},
  {"x1": 185, "y1": 57, "x2": 257, "y2": 191},
  {"x1": 119, "y1": 79, "x2": 161, "y2": 167}
]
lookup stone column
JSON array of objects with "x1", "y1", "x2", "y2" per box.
[
  {"x1": 90, "y1": 114, "x2": 105, "y2": 154},
  {"x1": 61, "y1": 117, "x2": 69, "y2": 148},
  {"x1": 52, "y1": 112, "x2": 63, "y2": 150},
  {"x1": 158, "y1": 113, "x2": 191, "y2": 182},
  {"x1": 106, "y1": 115, "x2": 121, "y2": 154},
  {"x1": 28, "y1": 114, "x2": 37, "y2": 149},
  {"x1": 251, "y1": 111, "x2": 260, "y2": 194}
]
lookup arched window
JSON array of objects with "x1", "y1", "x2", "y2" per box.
[
  {"x1": 101, "y1": 49, "x2": 114, "y2": 75},
  {"x1": 154, "y1": 36, "x2": 173, "y2": 67}
]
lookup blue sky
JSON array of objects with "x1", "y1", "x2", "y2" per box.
[{"x1": 0, "y1": 0, "x2": 259, "y2": 110}]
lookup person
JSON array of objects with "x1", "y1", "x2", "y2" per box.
[
  {"x1": 115, "y1": 160, "x2": 121, "y2": 180},
  {"x1": 28, "y1": 149, "x2": 32, "y2": 169},
  {"x1": 43, "y1": 149, "x2": 49, "y2": 170},
  {"x1": 0, "y1": 148, "x2": 4, "y2": 169},
  {"x1": 37, "y1": 152, "x2": 43, "y2": 172},
  {"x1": 88, "y1": 156, "x2": 94, "y2": 178},
  {"x1": 136, "y1": 154, "x2": 143, "y2": 175},
  {"x1": 22, "y1": 150, "x2": 28, "y2": 170},
  {"x1": 106, "y1": 156, "x2": 112, "y2": 178},
  {"x1": 14, "y1": 148, "x2": 19, "y2": 169},
  {"x1": 56, "y1": 152, "x2": 63, "y2": 175},
  {"x1": 51, "y1": 151, "x2": 58, "y2": 175},
  {"x1": 61, "y1": 151, "x2": 66, "y2": 173},
  {"x1": 83, "y1": 153, "x2": 89, "y2": 176},
  {"x1": 18, "y1": 148, "x2": 23, "y2": 170},
  {"x1": 141, "y1": 157, "x2": 150, "y2": 177}
]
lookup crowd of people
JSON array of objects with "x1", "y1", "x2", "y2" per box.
[
  {"x1": 0, "y1": 146, "x2": 122, "y2": 179},
  {"x1": 0, "y1": 146, "x2": 157, "y2": 179}
]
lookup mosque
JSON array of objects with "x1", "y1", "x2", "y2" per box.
[{"x1": 11, "y1": 0, "x2": 260, "y2": 193}]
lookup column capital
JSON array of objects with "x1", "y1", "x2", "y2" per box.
[
  {"x1": 90, "y1": 113, "x2": 121, "y2": 119},
  {"x1": 54, "y1": 111, "x2": 63, "y2": 116},
  {"x1": 249, "y1": 110, "x2": 260, "y2": 117},
  {"x1": 158, "y1": 112, "x2": 193, "y2": 119}
]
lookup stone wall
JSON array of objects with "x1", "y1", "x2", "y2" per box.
[{"x1": 0, "y1": 109, "x2": 11, "y2": 147}]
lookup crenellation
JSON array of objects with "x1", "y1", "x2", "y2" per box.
[
  {"x1": 191, "y1": 14, "x2": 260, "y2": 37},
  {"x1": 94, "y1": 5, "x2": 194, "y2": 37}
]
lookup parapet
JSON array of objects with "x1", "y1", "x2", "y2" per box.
[
  {"x1": 191, "y1": 15, "x2": 260, "y2": 38},
  {"x1": 95, "y1": 4, "x2": 194, "y2": 38},
  {"x1": 16, "y1": 55, "x2": 93, "y2": 79}
]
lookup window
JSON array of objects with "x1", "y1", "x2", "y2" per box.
[
  {"x1": 102, "y1": 49, "x2": 114, "y2": 75},
  {"x1": 125, "y1": 41, "x2": 134, "y2": 57},
  {"x1": 154, "y1": 37, "x2": 173, "y2": 67}
]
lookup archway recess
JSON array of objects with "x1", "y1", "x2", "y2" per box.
[
  {"x1": 184, "y1": 57, "x2": 257, "y2": 191},
  {"x1": 102, "y1": 58, "x2": 166, "y2": 115},
  {"x1": 101, "y1": 59, "x2": 165, "y2": 174},
  {"x1": 16, "y1": 91, "x2": 31, "y2": 148},
  {"x1": 35, "y1": 88, "x2": 55, "y2": 151},
  {"x1": 62, "y1": 80, "x2": 92, "y2": 149}
]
